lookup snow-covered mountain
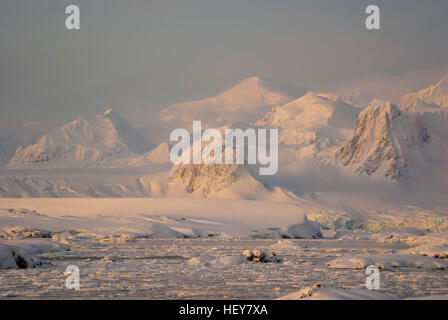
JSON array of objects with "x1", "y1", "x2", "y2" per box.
[
  {"x1": 163, "y1": 121, "x2": 294, "y2": 201},
  {"x1": 254, "y1": 92, "x2": 361, "y2": 163},
  {"x1": 169, "y1": 162, "x2": 295, "y2": 201},
  {"x1": 0, "y1": 122, "x2": 50, "y2": 166},
  {"x1": 399, "y1": 73, "x2": 448, "y2": 112},
  {"x1": 338, "y1": 101, "x2": 448, "y2": 181},
  {"x1": 160, "y1": 77, "x2": 292, "y2": 129},
  {"x1": 171, "y1": 163, "x2": 245, "y2": 196},
  {"x1": 7, "y1": 110, "x2": 153, "y2": 168}
]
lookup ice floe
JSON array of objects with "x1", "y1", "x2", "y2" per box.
[
  {"x1": 326, "y1": 254, "x2": 448, "y2": 270},
  {"x1": 277, "y1": 284, "x2": 400, "y2": 300},
  {"x1": 404, "y1": 243, "x2": 448, "y2": 259},
  {"x1": 0, "y1": 226, "x2": 52, "y2": 240},
  {"x1": 0, "y1": 239, "x2": 66, "y2": 269},
  {"x1": 0, "y1": 198, "x2": 322, "y2": 240}
]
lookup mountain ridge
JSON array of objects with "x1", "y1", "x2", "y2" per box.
[{"x1": 399, "y1": 73, "x2": 448, "y2": 112}]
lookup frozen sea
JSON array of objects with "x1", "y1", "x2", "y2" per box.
[{"x1": 1, "y1": 239, "x2": 447, "y2": 299}]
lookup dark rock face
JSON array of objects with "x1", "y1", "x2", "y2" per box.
[
  {"x1": 171, "y1": 163, "x2": 242, "y2": 195},
  {"x1": 338, "y1": 102, "x2": 441, "y2": 181}
]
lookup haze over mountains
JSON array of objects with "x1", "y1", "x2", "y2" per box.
[
  {"x1": 1, "y1": 73, "x2": 448, "y2": 204},
  {"x1": 160, "y1": 77, "x2": 292, "y2": 129}
]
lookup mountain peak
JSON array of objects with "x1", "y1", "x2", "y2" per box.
[
  {"x1": 435, "y1": 73, "x2": 448, "y2": 90},
  {"x1": 7, "y1": 110, "x2": 153, "y2": 168},
  {"x1": 160, "y1": 77, "x2": 292, "y2": 128},
  {"x1": 372, "y1": 101, "x2": 401, "y2": 119},
  {"x1": 238, "y1": 76, "x2": 261, "y2": 85},
  {"x1": 399, "y1": 73, "x2": 448, "y2": 111},
  {"x1": 254, "y1": 91, "x2": 360, "y2": 131},
  {"x1": 101, "y1": 109, "x2": 125, "y2": 122},
  {"x1": 221, "y1": 76, "x2": 275, "y2": 97},
  {"x1": 230, "y1": 76, "x2": 266, "y2": 90}
]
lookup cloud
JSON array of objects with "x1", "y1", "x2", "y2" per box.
[{"x1": 319, "y1": 65, "x2": 448, "y2": 105}]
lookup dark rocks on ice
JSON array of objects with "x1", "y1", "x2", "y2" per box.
[{"x1": 242, "y1": 249, "x2": 282, "y2": 263}]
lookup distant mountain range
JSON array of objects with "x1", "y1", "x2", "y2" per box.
[{"x1": 1, "y1": 73, "x2": 448, "y2": 199}]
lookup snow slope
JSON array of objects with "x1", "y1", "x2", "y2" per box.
[
  {"x1": 129, "y1": 142, "x2": 170, "y2": 165},
  {"x1": 160, "y1": 77, "x2": 292, "y2": 128},
  {"x1": 280, "y1": 283, "x2": 448, "y2": 300},
  {"x1": 7, "y1": 110, "x2": 153, "y2": 168},
  {"x1": 326, "y1": 254, "x2": 448, "y2": 270},
  {"x1": 277, "y1": 284, "x2": 400, "y2": 300}
]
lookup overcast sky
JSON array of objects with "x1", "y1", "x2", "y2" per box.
[{"x1": 1, "y1": 0, "x2": 447, "y2": 124}]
